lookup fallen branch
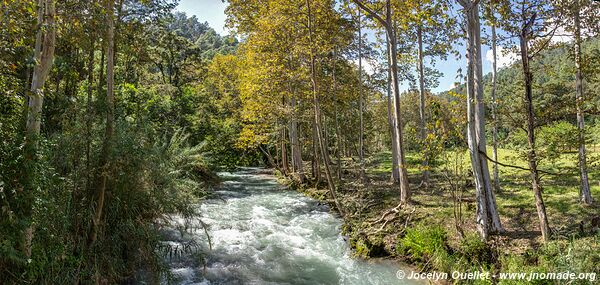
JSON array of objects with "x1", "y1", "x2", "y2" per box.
[{"x1": 371, "y1": 202, "x2": 403, "y2": 224}]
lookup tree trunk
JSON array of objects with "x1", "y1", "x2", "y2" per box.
[
  {"x1": 351, "y1": 0, "x2": 408, "y2": 198},
  {"x1": 333, "y1": 49, "x2": 343, "y2": 180},
  {"x1": 574, "y1": 6, "x2": 592, "y2": 205},
  {"x1": 386, "y1": 35, "x2": 400, "y2": 183},
  {"x1": 473, "y1": 5, "x2": 503, "y2": 234},
  {"x1": 417, "y1": 23, "x2": 429, "y2": 186},
  {"x1": 91, "y1": 0, "x2": 115, "y2": 244},
  {"x1": 490, "y1": 13, "x2": 500, "y2": 191},
  {"x1": 460, "y1": 0, "x2": 503, "y2": 240},
  {"x1": 358, "y1": 11, "x2": 365, "y2": 182},
  {"x1": 289, "y1": 95, "x2": 305, "y2": 183},
  {"x1": 281, "y1": 123, "x2": 289, "y2": 175},
  {"x1": 23, "y1": 0, "x2": 56, "y2": 257},
  {"x1": 387, "y1": 11, "x2": 411, "y2": 202},
  {"x1": 86, "y1": 39, "x2": 95, "y2": 192},
  {"x1": 311, "y1": 117, "x2": 321, "y2": 184},
  {"x1": 520, "y1": 26, "x2": 550, "y2": 242},
  {"x1": 306, "y1": 0, "x2": 344, "y2": 215}
]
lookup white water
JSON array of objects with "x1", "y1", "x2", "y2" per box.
[{"x1": 160, "y1": 168, "x2": 418, "y2": 285}]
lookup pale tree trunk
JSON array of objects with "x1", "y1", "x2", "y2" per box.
[
  {"x1": 306, "y1": 0, "x2": 344, "y2": 215},
  {"x1": 459, "y1": 0, "x2": 503, "y2": 240},
  {"x1": 333, "y1": 49, "x2": 343, "y2": 180},
  {"x1": 280, "y1": 123, "x2": 289, "y2": 175},
  {"x1": 312, "y1": 118, "x2": 321, "y2": 183},
  {"x1": 86, "y1": 39, "x2": 95, "y2": 192},
  {"x1": 490, "y1": 12, "x2": 500, "y2": 191},
  {"x1": 358, "y1": 11, "x2": 366, "y2": 182},
  {"x1": 388, "y1": 22, "x2": 410, "y2": 202},
  {"x1": 473, "y1": 5, "x2": 503, "y2": 234},
  {"x1": 289, "y1": 95, "x2": 305, "y2": 183},
  {"x1": 23, "y1": 0, "x2": 56, "y2": 258},
  {"x1": 574, "y1": 5, "x2": 592, "y2": 205},
  {"x1": 352, "y1": 0, "x2": 410, "y2": 201},
  {"x1": 519, "y1": 17, "x2": 550, "y2": 242},
  {"x1": 416, "y1": 23, "x2": 429, "y2": 186},
  {"x1": 386, "y1": 35, "x2": 400, "y2": 183},
  {"x1": 388, "y1": 25, "x2": 410, "y2": 201},
  {"x1": 91, "y1": 0, "x2": 115, "y2": 244}
]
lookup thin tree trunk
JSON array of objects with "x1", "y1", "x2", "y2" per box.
[
  {"x1": 23, "y1": 0, "x2": 56, "y2": 257},
  {"x1": 91, "y1": 0, "x2": 115, "y2": 244},
  {"x1": 86, "y1": 40, "x2": 95, "y2": 192},
  {"x1": 312, "y1": 118, "x2": 321, "y2": 184},
  {"x1": 417, "y1": 23, "x2": 429, "y2": 186},
  {"x1": 490, "y1": 12, "x2": 500, "y2": 191},
  {"x1": 386, "y1": 35, "x2": 400, "y2": 183},
  {"x1": 333, "y1": 49, "x2": 343, "y2": 180},
  {"x1": 306, "y1": 0, "x2": 344, "y2": 215},
  {"x1": 520, "y1": 25, "x2": 550, "y2": 242},
  {"x1": 358, "y1": 11, "x2": 365, "y2": 182},
  {"x1": 574, "y1": 5, "x2": 592, "y2": 205},
  {"x1": 387, "y1": 16, "x2": 411, "y2": 202},
  {"x1": 351, "y1": 0, "x2": 408, "y2": 197},
  {"x1": 281, "y1": 123, "x2": 289, "y2": 175},
  {"x1": 289, "y1": 95, "x2": 305, "y2": 183}
]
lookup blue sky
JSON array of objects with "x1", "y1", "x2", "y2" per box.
[{"x1": 176, "y1": 0, "x2": 516, "y2": 93}]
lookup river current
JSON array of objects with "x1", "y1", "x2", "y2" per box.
[{"x1": 160, "y1": 167, "x2": 417, "y2": 285}]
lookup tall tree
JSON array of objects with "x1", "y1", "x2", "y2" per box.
[
  {"x1": 23, "y1": 0, "x2": 56, "y2": 257},
  {"x1": 457, "y1": 0, "x2": 503, "y2": 240},
  {"x1": 484, "y1": 0, "x2": 501, "y2": 191},
  {"x1": 358, "y1": 10, "x2": 366, "y2": 182},
  {"x1": 90, "y1": 0, "x2": 115, "y2": 244},
  {"x1": 572, "y1": 0, "x2": 592, "y2": 205},
  {"x1": 406, "y1": 0, "x2": 455, "y2": 187},
  {"x1": 305, "y1": 0, "x2": 345, "y2": 214},
  {"x1": 352, "y1": 0, "x2": 411, "y2": 203},
  {"x1": 498, "y1": 0, "x2": 558, "y2": 242}
]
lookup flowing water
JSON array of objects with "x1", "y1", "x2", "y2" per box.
[{"x1": 161, "y1": 167, "x2": 418, "y2": 285}]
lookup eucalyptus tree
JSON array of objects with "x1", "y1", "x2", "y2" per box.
[
  {"x1": 457, "y1": 0, "x2": 504, "y2": 240},
  {"x1": 404, "y1": 0, "x2": 456, "y2": 186},
  {"x1": 483, "y1": 0, "x2": 501, "y2": 191},
  {"x1": 23, "y1": 0, "x2": 56, "y2": 257},
  {"x1": 90, "y1": 0, "x2": 115, "y2": 245},
  {"x1": 497, "y1": 0, "x2": 560, "y2": 242},
  {"x1": 553, "y1": 0, "x2": 599, "y2": 205},
  {"x1": 351, "y1": 0, "x2": 411, "y2": 203}
]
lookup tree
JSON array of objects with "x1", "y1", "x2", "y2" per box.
[
  {"x1": 352, "y1": 0, "x2": 411, "y2": 203},
  {"x1": 405, "y1": 0, "x2": 456, "y2": 186},
  {"x1": 558, "y1": 0, "x2": 598, "y2": 205},
  {"x1": 23, "y1": 0, "x2": 56, "y2": 258},
  {"x1": 457, "y1": 0, "x2": 503, "y2": 240},
  {"x1": 90, "y1": 0, "x2": 115, "y2": 244},
  {"x1": 498, "y1": 0, "x2": 558, "y2": 242},
  {"x1": 484, "y1": 0, "x2": 501, "y2": 191}
]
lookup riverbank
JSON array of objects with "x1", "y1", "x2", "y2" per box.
[{"x1": 277, "y1": 150, "x2": 600, "y2": 284}]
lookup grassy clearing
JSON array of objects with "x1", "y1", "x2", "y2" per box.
[{"x1": 295, "y1": 147, "x2": 599, "y2": 284}]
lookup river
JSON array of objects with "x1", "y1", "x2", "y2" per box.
[{"x1": 160, "y1": 167, "x2": 418, "y2": 285}]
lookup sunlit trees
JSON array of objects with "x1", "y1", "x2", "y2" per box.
[
  {"x1": 352, "y1": 0, "x2": 411, "y2": 203},
  {"x1": 457, "y1": 0, "x2": 503, "y2": 240}
]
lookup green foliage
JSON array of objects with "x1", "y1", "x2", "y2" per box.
[{"x1": 396, "y1": 223, "x2": 449, "y2": 265}]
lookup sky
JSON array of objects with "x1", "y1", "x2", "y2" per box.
[{"x1": 176, "y1": 0, "x2": 520, "y2": 93}]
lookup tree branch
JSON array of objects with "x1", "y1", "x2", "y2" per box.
[
  {"x1": 478, "y1": 149, "x2": 559, "y2": 176},
  {"x1": 351, "y1": 0, "x2": 387, "y2": 28}
]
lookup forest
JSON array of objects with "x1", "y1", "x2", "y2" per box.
[{"x1": 1, "y1": 0, "x2": 599, "y2": 284}]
